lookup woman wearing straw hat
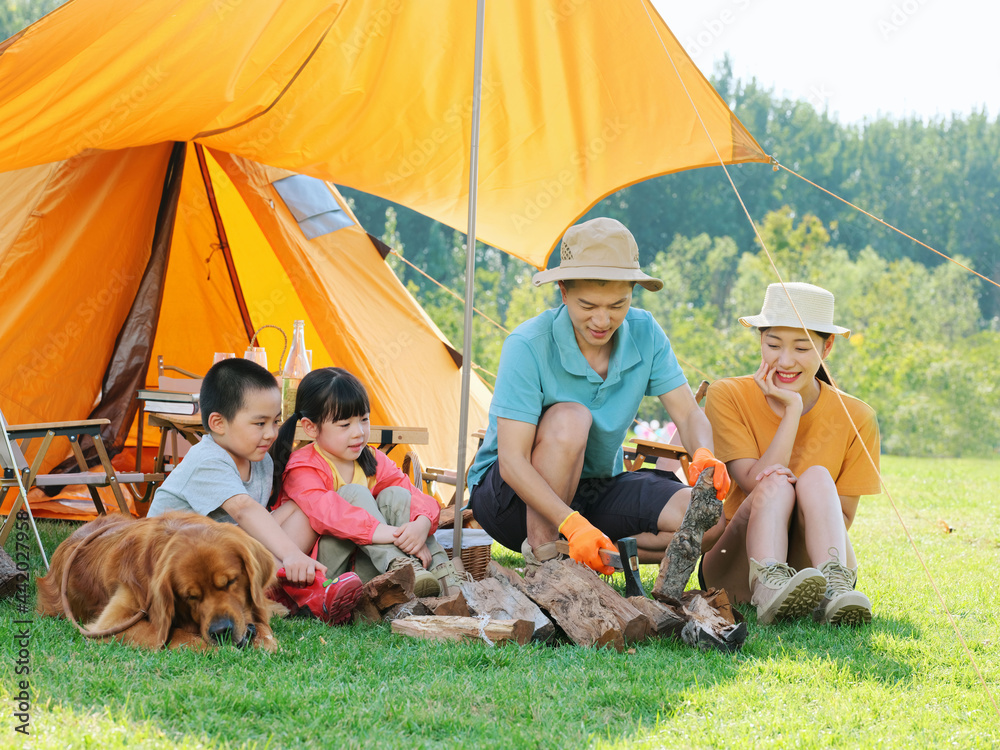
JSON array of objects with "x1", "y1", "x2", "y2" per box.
[
  {"x1": 700, "y1": 282, "x2": 881, "y2": 626},
  {"x1": 467, "y1": 218, "x2": 731, "y2": 575}
]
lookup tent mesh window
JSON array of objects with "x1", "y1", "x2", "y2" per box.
[{"x1": 272, "y1": 174, "x2": 354, "y2": 240}]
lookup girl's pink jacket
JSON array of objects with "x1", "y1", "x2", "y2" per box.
[{"x1": 274, "y1": 443, "x2": 440, "y2": 546}]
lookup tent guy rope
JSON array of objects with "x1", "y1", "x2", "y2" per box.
[
  {"x1": 389, "y1": 249, "x2": 510, "y2": 335},
  {"x1": 778, "y1": 164, "x2": 1000, "y2": 291}
]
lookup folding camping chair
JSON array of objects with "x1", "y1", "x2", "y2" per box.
[
  {"x1": 623, "y1": 380, "x2": 710, "y2": 480},
  {"x1": 0, "y1": 411, "x2": 48, "y2": 569},
  {"x1": 0, "y1": 406, "x2": 165, "y2": 519},
  {"x1": 401, "y1": 427, "x2": 486, "y2": 505}
]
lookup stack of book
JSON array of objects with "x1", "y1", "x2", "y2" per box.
[{"x1": 139, "y1": 389, "x2": 200, "y2": 415}]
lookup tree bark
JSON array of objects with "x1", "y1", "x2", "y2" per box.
[
  {"x1": 652, "y1": 467, "x2": 723, "y2": 602},
  {"x1": 420, "y1": 592, "x2": 471, "y2": 617},
  {"x1": 461, "y1": 570, "x2": 554, "y2": 643},
  {"x1": 362, "y1": 565, "x2": 415, "y2": 612},
  {"x1": 382, "y1": 598, "x2": 431, "y2": 621},
  {"x1": 635, "y1": 588, "x2": 746, "y2": 652},
  {"x1": 521, "y1": 559, "x2": 650, "y2": 650}
]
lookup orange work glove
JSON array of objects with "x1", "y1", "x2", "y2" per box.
[
  {"x1": 687, "y1": 447, "x2": 732, "y2": 501},
  {"x1": 559, "y1": 511, "x2": 616, "y2": 576}
]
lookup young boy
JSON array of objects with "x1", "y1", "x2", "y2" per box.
[{"x1": 147, "y1": 358, "x2": 362, "y2": 624}]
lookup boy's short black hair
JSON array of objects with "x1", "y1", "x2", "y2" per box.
[{"x1": 200, "y1": 358, "x2": 280, "y2": 432}]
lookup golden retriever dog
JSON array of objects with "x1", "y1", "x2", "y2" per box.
[{"x1": 37, "y1": 511, "x2": 280, "y2": 652}]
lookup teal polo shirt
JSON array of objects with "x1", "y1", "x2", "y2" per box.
[{"x1": 467, "y1": 305, "x2": 687, "y2": 487}]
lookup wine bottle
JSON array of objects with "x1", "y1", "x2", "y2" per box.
[{"x1": 281, "y1": 320, "x2": 311, "y2": 421}]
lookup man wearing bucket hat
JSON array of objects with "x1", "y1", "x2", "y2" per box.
[
  {"x1": 700, "y1": 282, "x2": 880, "y2": 626},
  {"x1": 467, "y1": 218, "x2": 731, "y2": 575}
]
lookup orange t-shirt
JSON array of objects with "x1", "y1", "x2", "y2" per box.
[{"x1": 705, "y1": 376, "x2": 881, "y2": 520}]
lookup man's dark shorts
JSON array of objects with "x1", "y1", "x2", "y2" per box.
[{"x1": 469, "y1": 460, "x2": 689, "y2": 551}]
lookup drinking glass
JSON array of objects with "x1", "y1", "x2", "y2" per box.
[
  {"x1": 244, "y1": 346, "x2": 268, "y2": 370},
  {"x1": 212, "y1": 352, "x2": 236, "y2": 364}
]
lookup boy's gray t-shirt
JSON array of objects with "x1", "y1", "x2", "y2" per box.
[{"x1": 147, "y1": 434, "x2": 273, "y2": 524}]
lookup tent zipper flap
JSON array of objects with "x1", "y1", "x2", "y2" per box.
[
  {"x1": 194, "y1": 142, "x2": 255, "y2": 341},
  {"x1": 47, "y1": 141, "x2": 187, "y2": 481}
]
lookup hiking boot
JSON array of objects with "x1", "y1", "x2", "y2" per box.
[
  {"x1": 431, "y1": 559, "x2": 473, "y2": 595},
  {"x1": 748, "y1": 558, "x2": 826, "y2": 625},
  {"x1": 520, "y1": 539, "x2": 566, "y2": 571},
  {"x1": 813, "y1": 558, "x2": 872, "y2": 626},
  {"x1": 276, "y1": 569, "x2": 363, "y2": 625},
  {"x1": 389, "y1": 556, "x2": 440, "y2": 597}
]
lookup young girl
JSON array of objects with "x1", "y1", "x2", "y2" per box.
[
  {"x1": 701, "y1": 282, "x2": 881, "y2": 626},
  {"x1": 269, "y1": 367, "x2": 464, "y2": 597}
]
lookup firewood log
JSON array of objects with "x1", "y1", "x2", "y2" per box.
[
  {"x1": 521, "y1": 559, "x2": 650, "y2": 650},
  {"x1": 652, "y1": 468, "x2": 723, "y2": 601},
  {"x1": 391, "y1": 615, "x2": 533, "y2": 645}
]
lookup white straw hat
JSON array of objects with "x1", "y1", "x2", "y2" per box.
[
  {"x1": 532, "y1": 217, "x2": 663, "y2": 291},
  {"x1": 739, "y1": 282, "x2": 851, "y2": 338}
]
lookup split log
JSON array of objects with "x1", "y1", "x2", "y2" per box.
[
  {"x1": 438, "y1": 505, "x2": 475, "y2": 529},
  {"x1": 352, "y1": 595, "x2": 383, "y2": 625},
  {"x1": 487, "y1": 560, "x2": 529, "y2": 591},
  {"x1": 420, "y1": 592, "x2": 471, "y2": 617},
  {"x1": 486, "y1": 561, "x2": 557, "y2": 642},
  {"x1": 0, "y1": 547, "x2": 23, "y2": 600},
  {"x1": 362, "y1": 565, "x2": 415, "y2": 612},
  {"x1": 521, "y1": 559, "x2": 651, "y2": 650},
  {"x1": 632, "y1": 589, "x2": 746, "y2": 652},
  {"x1": 391, "y1": 615, "x2": 533, "y2": 646},
  {"x1": 382, "y1": 598, "x2": 431, "y2": 621},
  {"x1": 460, "y1": 570, "x2": 554, "y2": 643},
  {"x1": 652, "y1": 468, "x2": 723, "y2": 601},
  {"x1": 626, "y1": 596, "x2": 686, "y2": 636}
]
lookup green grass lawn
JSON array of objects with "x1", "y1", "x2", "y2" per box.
[{"x1": 2, "y1": 456, "x2": 998, "y2": 749}]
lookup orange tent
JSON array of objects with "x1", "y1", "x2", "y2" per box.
[
  {"x1": 0, "y1": 0, "x2": 768, "y2": 516},
  {"x1": 1, "y1": 143, "x2": 491, "y2": 517}
]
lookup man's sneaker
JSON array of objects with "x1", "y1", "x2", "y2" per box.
[
  {"x1": 748, "y1": 558, "x2": 826, "y2": 625},
  {"x1": 431, "y1": 559, "x2": 474, "y2": 594},
  {"x1": 389, "y1": 556, "x2": 440, "y2": 597},
  {"x1": 520, "y1": 539, "x2": 566, "y2": 571},
  {"x1": 276, "y1": 569, "x2": 363, "y2": 625},
  {"x1": 813, "y1": 558, "x2": 872, "y2": 626}
]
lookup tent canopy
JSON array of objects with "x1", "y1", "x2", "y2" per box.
[
  {"x1": 0, "y1": 0, "x2": 768, "y2": 268},
  {"x1": 1, "y1": 140, "x2": 492, "y2": 489}
]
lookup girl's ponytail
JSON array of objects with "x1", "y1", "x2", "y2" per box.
[{"x1": 268, "y1": 414, "x2": 300, "y2": 508}]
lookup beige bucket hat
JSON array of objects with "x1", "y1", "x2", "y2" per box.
[
  {"x1": 739, "y1": 282, "x2": 851, "y2": 338},
  {"x1": 532, "y1": 217, "x2": 663, "y2": 291}
]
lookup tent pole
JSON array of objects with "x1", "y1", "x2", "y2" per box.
[{"x1": 452, "y1": 0, "x2": 487, "y2": 570}]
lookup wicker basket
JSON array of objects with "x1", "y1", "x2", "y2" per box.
[{"x1": 435, "y1": 529, "x2": 494, "y2": 581}]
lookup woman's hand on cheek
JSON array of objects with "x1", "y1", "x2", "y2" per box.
[
  {"x1": 754, "y1": 359, "x2": 802, "y2": 411},
  {"x1": 752, "y1": 359, "x2": 771, "y2": 395}
]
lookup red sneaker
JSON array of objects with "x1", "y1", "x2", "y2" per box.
[{"x1": 276, "y1": 569, "x2": 363, "y2": 625}]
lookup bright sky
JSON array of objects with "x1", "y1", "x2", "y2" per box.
[{"x1": 653, "y1": 0, "x2": 1000, "y2": 125}]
